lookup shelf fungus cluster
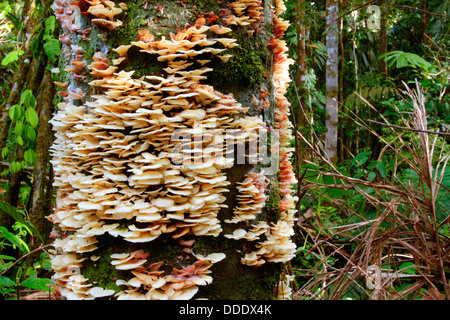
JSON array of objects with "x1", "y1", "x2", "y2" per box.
[
  {"x1": 269, "y1": 0, "x2": 298, "y2": 294},
  {"x1": 113, "y1": 251, "x2": 225, "y2": 300},
  {"x1": 223, "y1": 0, "x2": 264, "y2": 27},
  {"x1": 219, "y1": 0, "x2": 298, "y2": 294},
  {"x1": 49, "y1": 0, "x2": 297, "y2": 300},
  {"x1": 49, "y1": 9, "x2": 274, "y2": 299},
  {"x1": 87, "y1": 0, "x2": 126, "y2": 30}
]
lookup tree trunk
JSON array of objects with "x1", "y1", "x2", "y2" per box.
[
  {"x1": 49, "y1": 0, "x2": 297, "y2": 300},
  {"x1": 0, "y1": 56, "x2": 33, "y2": 230},
  {"x1": 295, "y1": 0, "x2": 307, "y2": 167},
  {"x1": 325, "y1": 0, "x2": 339, "y2": 163},
  {"x1": 378, "y1": 0, "x2": 388, "y2": 76},
  {"x1": 421, "y1": 0, "x2": 429, "y2": 47},
  {"x1": 30, "y1": 68, "x2": 55, "y2": 246},
  {"x1": 339, "y1": 0, "x2": 347, "y2": 163}
]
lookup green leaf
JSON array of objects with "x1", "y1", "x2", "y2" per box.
[
  {"x1": 377, "y1": 161, "x2": 387, "y2": 179},
  {"x1": 14, "y1": 121, "x2": 24, "y2": 136},
  {"x1": 25, "y1": 125, "x2": 36, "y2": 142},
  {"x1": 0, "y1": 254, "x2": 16, "y2": 261},
  {"x1": 9, "y1": 161, "x2": 22, "y2": 173},
  {"x1": 31, "y1": 29, "x2": 44, "y2": 60},
  {"x1": 24, "y1": 149, "x2": 36, "y2": 165},
  {"x1": 43, "y1": 38, "x2": 60, "y2": 63},
  {"x1": 399, "y1": 262, "x2": 416, "y2": 275},
  {"x1": 1, "y1": 50, "x2": 24, "y2": 66},
  {"x1": 44, "y1": 16, "x2": 56, "y2": 36},
  {"x1": 0, "y1": 226, "x2": 29, "y2": 253},
  {"x1": 41, "y1": 258, "x2": 52, "y2": 271},
  {"x1": 20, "y1": 277, "x2": 52, "y2": 291},
  {"x1": 0, "y1": 202, "x2": 44, "y2": 243},
  {"x1": 8, "y1": 104, "x2": 21, "y2": 121},
  {"x1": 396, "y1": 55, "x2": 408, "y2": 68},
  {"x1": 1, "y1": 147, "x2": 8, "y2": 159},
  {"x1": 25, "y1": 107, "x2": 39, "y2": 128},
  {"x1": 20, "y1": 90, "x2": 36, "y2": 109},
  {"x1": 368, "y1": 171, "x2": 376, "y2": 182},
  {"x1": 0, "y1": 276, "x2": 15, "y2": 288},
  {"x1": 16, "y1": 135, "x2": 23, "y2": 146},
  {"x1": 352, "y1": 151, "x2": 369, "y2": 167},
  {"x1": 379, "y1": 51, "x2": 433, "y2": 70}
]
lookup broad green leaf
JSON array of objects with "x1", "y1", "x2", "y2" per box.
[
  {"x1": 20, "y1": 90, "x2": 36, "y2": 109},
  {"x1": 24, "y1": 266, "x2": 37, "y2": 279},
  {"x1": 25, "y1": 107, "x2": 39, "y2": 128},
  {"x1": 352, "y1": 151, "x2": 369, "y2": 167},
  {"x1": 399, "y1": 262, "x2": 416, "y2": 275},
  {"x1": 9, "y1": 161, "x2": 22, "y2": 173},
  {"x1": 21, "y1": 277, "x2": 52, "y2": 291},
  {"x1": 14, "y1": 121, "x2": 23, "y2": 135},
  {"x1": 16, "y1": 135, "x2": 23, "y2": 146},
  {"x1": 41, "y1": 258, "x2": 52, "y2": 271},
  {"x1": 396, "y1": 55, "x2": 408, "y2": 68},
  {"x1": 379, "y1": 51, "x2": 433, "y2": 70},
  {"x1": 43, "y1": 38, "x2": 60, "y2": 63},
  {"x1": 1, "y1": 49, "x2": 24, "y2": 66},
  {"x1": 24, "y1": 149, "x2": 36, "y2": 165},
  {"x1": 0, "y1": 276, "x2": 15, "y2": 288},
  {"x1": 0, "y1": 255, "x2": 16, "y2": 261},
  {"x1": 0, "y1": 202, "x2": 44, "y2": 243},
  {"x1": 25, "y1": 125, "x2": 36, "y2": 142},
  {"x1": 377, "y1": 161, "x2": 387, "y2": 179},
  {"x1": 368, "y1": 171, "x2": 376, "y2": 182},
  {"x1": 8, "y1": 104, "x2": 21, "y2": 121},
  {"x1": 0, "y1": 226, "x2": 29, "y2": 253}
]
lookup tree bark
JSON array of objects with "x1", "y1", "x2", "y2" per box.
[
  {"x1": 378, "y1": 0, "x2": 388, "y2": 76},
  {"x1": 0, "y1": 53, "x2": 33, "y2": 230},
  {"x1": 30, "y1": 68, "x2": 55, "y2": 246},
  {"x1": 295, "y1": 0, "x2": 308, "y2": 167},
  {"x1": 421, "y1": 0, "x2": 429, "y2": 47},
  {"x1": 325, "y1": 0, "x2": 339, "y2": 163},
  {"x1": 0, "y1": 15, "x2": 44, "y2": 230},
  {"x1": 339, "y1": 0, "x2": 347, "y2": 163},
  {"x1": 49, "y1": 0, "x2": 297, "y2": 300}
]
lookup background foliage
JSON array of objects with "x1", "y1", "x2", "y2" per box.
[{"x1": 284, "y1": 0, "x2": 450, "y2": 300}]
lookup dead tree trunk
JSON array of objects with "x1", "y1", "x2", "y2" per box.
[{"x1": 49, "y1": 0, "x2": 297, "y2": 300}]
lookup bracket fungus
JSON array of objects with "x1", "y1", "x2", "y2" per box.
[{"x1": 49, "y1": 0, "x2": 297, "y2": 300}]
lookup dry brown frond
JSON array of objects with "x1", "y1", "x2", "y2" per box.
[{"x1": 293, "y1": 81, "x2": 450, "y2": 300}]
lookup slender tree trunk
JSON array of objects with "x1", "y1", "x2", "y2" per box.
[
  {"x1": 295, "y1": 0, "x2": 308, "y2": 167},
  {"x1": 421, "y1": 0, "x2": 429, "y2": 47},
  {"x1": 378, "y1": 0, "x2": 388, "y2": 76},
  {"x1": 325, "y1": 0, "x2": 339, "y2": 163},
  {"x1": 30, "y1": 68, "x2": 55, "y2": 247},
  {"x1": 49, "y1": 0, "x2": 297, "y2": 300},
  {"x1": 339, "y1": 0, "x2": 347, "y2": 163}
]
